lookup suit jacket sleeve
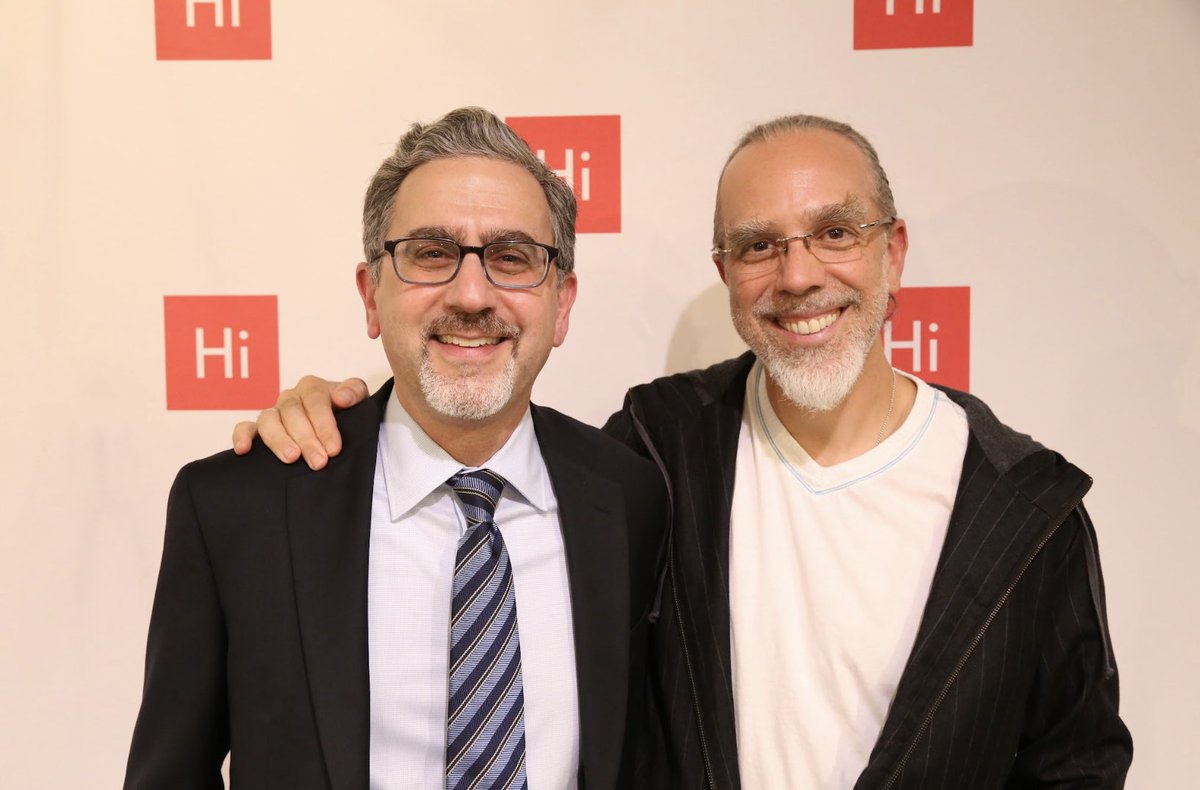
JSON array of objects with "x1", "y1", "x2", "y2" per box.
[
  {"x1": 125, "y1": 464, "x2": 229, "y2": 790},
  {"x1": 1009, "y1": 505, "x2": 1132, "y2": 788}
]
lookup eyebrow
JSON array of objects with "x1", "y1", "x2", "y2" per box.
[
  {"x1": 721, "y1": 194, "x2": 871, "y2": 247},
  {"x1": 400, "y1": 225, "x2": 465, "y2": 242},
  {"x1": 398, "y1": 226, "x2": 541, "y2": 245},
  {"x1": 809, "y1": 196, "x2": 869, "y2": 228},
  {"x1": 722, "y1": 220, "x2": 776, "y2": 250},
  {"x1": 479, "y1": 228, "x2": 539, "y2": 245}
]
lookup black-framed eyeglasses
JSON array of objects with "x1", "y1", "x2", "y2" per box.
[
  {"x1": 382, "y1": 237, "x2": 560, "y2": 289},
  {"x1": 714, "y1": 216, "x2": 895, "y2": 268}
]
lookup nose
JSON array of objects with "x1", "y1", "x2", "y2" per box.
[
  {"x1": 775, "y1": 236, "x2": 827, "y2": 294},
  {"x1": 442, "y1": 250, "x2": 497, "y2": 313}
]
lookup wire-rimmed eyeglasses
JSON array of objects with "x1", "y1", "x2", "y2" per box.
[{"x1": 713, "y1": 217, "x2": 895, "y2": 268}]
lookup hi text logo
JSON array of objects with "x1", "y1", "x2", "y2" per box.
[
  {"x1": 882, "y1": 286, "x2": 970, "y2": 391},
  {"x1": 155, "y1": 0, "x2": 272, "y2": 60},
  {"x1": 164, "y1": 296, "x2": 279, "y2": 410},
  {"x1": 505, "y1": 115, "x2": 621, "y2": 233},
  {"x1": 854, "y1": 0, "x2": 973, "y2": 50}
]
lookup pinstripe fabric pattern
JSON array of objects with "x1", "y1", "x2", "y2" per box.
[
  {"x1": 607, "y1": 360, "x2": 748, "y2": 788},
  {"x1": 604, "y1": 352, "x2": 1131, "y2": 789},
  {"x1": 445, "y1": 469, "x2": 528, "y2": 790}
]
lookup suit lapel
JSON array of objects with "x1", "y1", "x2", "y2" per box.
[
  {"x1": 286, "y1": 385, "x2": 390, "y2": 790},
  {"x1": 532, "y1": 406, "x2": 629, "y2": 790}
]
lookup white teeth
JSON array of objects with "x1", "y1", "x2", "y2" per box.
[
  {"x1": 438, "y1": 335, "x2": 501, "y2": 348},
  {"x1": 782, "y1": 310, "x2": 839, "y2": 335}
]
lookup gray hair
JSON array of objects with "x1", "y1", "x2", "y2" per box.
[
  {"x1": 362, "y1": 106, "x2": 577, "y2": 282},
  {"x1": 712, "y1": 114, "x2": 897, "y2": 247}
]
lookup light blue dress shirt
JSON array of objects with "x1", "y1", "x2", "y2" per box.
[{"x1": 367, "y1": 391, "x2": 580, "y2": 789}]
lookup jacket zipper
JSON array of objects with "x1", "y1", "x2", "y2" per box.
[
  {"x1": 629, "y1": 405, "x2": 718, "y2": 789},
  {"x1": 670, "y1": 550, "x2": 718, "y2": 790},
  {"x1": 880, "y1": 503, "x2": 1080, "y2": 790}
]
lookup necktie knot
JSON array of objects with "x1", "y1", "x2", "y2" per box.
[{"x1": 447, "y1": 468, "x2": 507, "y2": 529}]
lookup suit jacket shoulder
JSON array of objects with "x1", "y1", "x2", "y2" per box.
[{"x1": 180, "y1": 380, "x2": 391, "y2": 490}]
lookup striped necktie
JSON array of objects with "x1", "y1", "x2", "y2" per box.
[{"x1": 445, "y1": 468, "x2": 528, "y2": 790}]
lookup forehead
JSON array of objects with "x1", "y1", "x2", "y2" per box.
[
  {"x1": 388, "y1": 156, "x2": 553, "y2": 240},
  {"x1": 717, "y1": 130, "x2": 875, "y2": 227}
]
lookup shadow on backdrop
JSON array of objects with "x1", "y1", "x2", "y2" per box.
[{"x1": 664, "y1": 282, "x2": 747, "y2": 376}]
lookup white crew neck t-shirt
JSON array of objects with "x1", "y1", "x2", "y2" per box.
[{"x1": 729, "y1": 363, "x2": 969, "y2": 789}]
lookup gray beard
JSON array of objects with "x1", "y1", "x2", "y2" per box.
[
  {"x1": 760, "y1": 336, "x2": 872, "y2": 412},
  {"x1": 418, "y1": 311, "x2": 520, "y2": 421},
  {"x1": 418, "y1": 353, "x2": 517, "y2": 421},
  {"x1": 733, "y1": 283, "x2": 889, "y2": 413}
]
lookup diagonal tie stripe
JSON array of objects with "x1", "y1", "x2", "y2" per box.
[
  {"x1": 448, "y1": 607, "x2": 519, "y2": 726},
  {"x1": 450, "y1": 573, "x2": 516, "y2": 682},
  {"x1": 445, "y1": 469, "x2": 528, "y2": 790}
]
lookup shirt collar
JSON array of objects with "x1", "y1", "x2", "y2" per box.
[{"x1": 378, "y1": 389, "x2": 552, "y2": 523}]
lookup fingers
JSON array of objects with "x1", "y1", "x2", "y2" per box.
[
  {"x1": 307, "y1": 377, "x2": 368, "y2": 462},
  {"x1": 256, "y1": 404, "x2": 305, "y2": 465},
  {"x1": 269, "y1": 377, "x2": 330, "y2": 469},
  {"x1": 231, "y1": 420, "x2": 260, "y2": 455},
  {"x1": 331, "y1": 377, "x2": 370, "y2": 408},
  {"x1": 241, "y1": 375, "x2": 368, "y2": 470}
]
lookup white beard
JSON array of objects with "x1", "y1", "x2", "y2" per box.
[
  {"x1": 759, "y1": 332, "x2": 873, "y2": 412},
  {"x1": 731, "y1": 268, "x2": 890, "y2": 413},
  {"x1": 418, "y1": 352, "x2": 517, "y2": 421}
]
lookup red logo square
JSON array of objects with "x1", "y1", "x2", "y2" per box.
[
  {"x1": 882, "y1": 286, "x2": 970, "y2": 391},
  {"x1": 155, "y1": 0, "x2": 272, "y2": 61},
  {"x1": 164, "y1": 295, "x2": 279, "y2": 410},
  {"x1": 854, "y1": 0, "x2": 973, "y2": 50},
  {"x1": 505, "y1": 115, "x2": 621, "y2": 233}
]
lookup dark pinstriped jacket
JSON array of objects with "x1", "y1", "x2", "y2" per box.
[{"x1": 604, "y1": 352, "x2": 1131, "y2": 789}]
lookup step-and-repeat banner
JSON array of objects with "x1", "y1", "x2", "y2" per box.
[{"x1": 2, "y1": 1, "x2": 1197, "y2": 785}]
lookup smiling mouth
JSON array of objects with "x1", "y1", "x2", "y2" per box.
[
  {"x1": 779, "y1": 309, "x2": 841, "y2": 336},
  {"x1": 435, "y1": 334, "x2": 505, "y2": 348}
]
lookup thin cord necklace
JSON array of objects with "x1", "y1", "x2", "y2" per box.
[{"x1": 873, "y1": 366, "x2": 897, "y2": 448}]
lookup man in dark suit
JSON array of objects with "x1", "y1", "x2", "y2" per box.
[{"x1": 125, "y1": 107, "x2": 667, "y2": 789}]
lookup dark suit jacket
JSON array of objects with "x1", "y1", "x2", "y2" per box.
[{"x1": 125, "y1": 381, "x2": 669, "y2": 789}]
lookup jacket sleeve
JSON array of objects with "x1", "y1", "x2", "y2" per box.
[
  {"x1": 1008, "y1": 505, "x2": 1132, "y2": 788},
  {"x1": 601, "y1": 395, "x2": 646, "y2": 455},
  {"x1": 603, "y1": 393, "x2": 669, "y2": 468},
  {"x1": 124, "y1": 466, "x2": 229, "y2": 790}
]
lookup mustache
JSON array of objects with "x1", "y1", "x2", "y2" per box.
[
  {"x1": 752, "y1": 291, "x2": 863, "y2": 320},
  {"x1": 423, "y1": 311, "x2": 520, "y2": 342}
]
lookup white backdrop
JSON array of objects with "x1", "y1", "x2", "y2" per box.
[{"x1": 2, "y1": 1, "x2": 1198, "y2": 786}]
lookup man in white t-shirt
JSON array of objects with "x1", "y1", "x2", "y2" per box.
[{"x1": 235, "y1": 114, "x2": 1131, "y2": 788}]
